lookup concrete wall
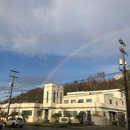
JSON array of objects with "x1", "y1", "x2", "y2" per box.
[
  {"x1": 43, "y1": 83, "x2": 64, "y2": 108},
  {"x1": 104, "y1": 94, "x2": 126, "y2": 111},
  {"x1": 92, "y1": 116, "x2": 112, "y2": 125}
]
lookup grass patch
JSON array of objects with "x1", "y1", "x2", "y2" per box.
[{"x1": 25, "y1": 122, "x2": 83, "y2": 127}]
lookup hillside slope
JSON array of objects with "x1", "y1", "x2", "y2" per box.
[{"x1": 2, "y1": 74, "x2": 130, "y2": 104}]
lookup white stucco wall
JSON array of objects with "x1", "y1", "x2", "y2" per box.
[
  {"x1": 0, "y1": 83, "x2": 127, "y2": 125},
  {"x1": 43, "y1": 83, "x2": 63, "y2": 108},
  {"x1": 1, "y1": 102, "x2": 43, "y2": 122}
]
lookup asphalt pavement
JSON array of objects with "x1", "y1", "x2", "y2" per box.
[
  {"x1": 79, "y1": 125, "x2": 127, "y2": 130},
  {"x1": 1, "y1": 125, "x2": 128, "y2": 130}
]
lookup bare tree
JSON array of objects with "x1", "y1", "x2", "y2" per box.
[
  {"x1": 76, "y1": 111, "x2": 86, "y2": 124},
  {"x1": 10, "y1": 108, "x2": 18, "y2": 117},
  {"x1": 60, "y1": 106, "x2": 69, "y2": 125}
]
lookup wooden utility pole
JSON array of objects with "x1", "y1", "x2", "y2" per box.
[
  {"x1": 119, "y1": 38, "x2": 130, "y2": 130},
  {"x1": 6, "y1": 70, "x2": 19, "y2": 119}
]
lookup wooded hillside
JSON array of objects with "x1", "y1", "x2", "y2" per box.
[{"x1": 2, "y1": 71, "x2": 130, "y2": 104}]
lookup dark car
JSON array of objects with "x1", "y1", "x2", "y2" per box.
[{"x1": 0, "y1": 121, "x2": 3, "y2": 129}]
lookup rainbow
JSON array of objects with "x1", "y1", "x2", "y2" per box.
[{"x1": 43, "y1": 28, "x2": 130, "y2": 85}]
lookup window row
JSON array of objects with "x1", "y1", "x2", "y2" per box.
[
  {"x1": 58, "y1": 111, "x2": 92, "y2": 117},
  {"x1": 58, "y1": 111, "x2": 77, "y2": 117},
  {"x1": 22, "y1": 110, "x2": 32, "y2": 116},
  {"x1": 109, "y1": 99, "x2": 124, "y2": 105},
  {"x1": 64, "y1": 99, "x2": 92, "y2": 104},
  {"x1": 46, "y1": 91, "x2": 62, "y2": 104}
]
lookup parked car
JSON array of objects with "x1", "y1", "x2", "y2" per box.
[
  {"x1": 4, "y1": 117, "x2": 24, "y2": 128},
  {"x1": 0, "y1": 121, "x2": 3, "y2": 129}
]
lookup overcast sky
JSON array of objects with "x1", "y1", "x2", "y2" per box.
[{"x1": 0, "y1": 0, "x2": 130, "y2": 101}]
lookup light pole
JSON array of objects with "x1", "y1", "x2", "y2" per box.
[{"x1": 6, "y1": 70, "x2": 19, "y2": 119}]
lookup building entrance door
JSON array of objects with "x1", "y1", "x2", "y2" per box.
[
  {"x1": 87, "y1": 111, "x2": 91, "y2": 124},
  {"x1": 118, "y1": 112, "x2": 125, "y2": 127},
  {"x1": 45, "y1": 109, "x2": 49, "y2": 120}
]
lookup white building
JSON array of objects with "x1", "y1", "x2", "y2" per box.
[
  {"x1": 1, "y1": 102, "x2": 43, "y2": 122},
  {"x1": 0, "y1": 83, "x2": 127, "y2": 126},
  {"x1": 42, "y1": 83, "x2": 126, "y2": 126}
]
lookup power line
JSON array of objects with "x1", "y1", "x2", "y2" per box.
[
  {"x1": 3, "y1": 70, "x2": 122, "y2": 94},
  {"x1": 52, "y1": 71, "x2": 121, "y2": 85}
]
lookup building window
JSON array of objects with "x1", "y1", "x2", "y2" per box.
[
  {"x1": 116, "y1": 101, "x2": 118, "y2": 105},
  {"x1": 22, "y1": 110, "x2": 32, "y2": 116},
  {"x1": 53, "y1": 91, "x2": 55, "y2": 103},
  {"x1": 109, "y1": 93, "x2": 114, "y2": 97},
  {"x1": 57, "y1": 92, "x2": 58, "y2": 97},
  {"x1": 60, "y1": 93, "x2": 62, "y2": 104},
  {"x1": 64, "y1": 100, "x2": 69, "y2": 104},
  {"x1": 46, "y1": 91, "x2": 49, "y2": 103},
  {"x1": 37, "y1": 110, "x2": 42, "y2": 116},
  {"x1": 71, "y1": 100, "x2": 76, "y2": 103},
  {"x1": 109, "y1": 99, "x2": 112, "y2": 104},
  {"x1": 103, "y1": 112, "x2": 105, "y2": 117},
  {"x1": 121, "y1": 93, "x2": 123, "y2": 97},
  {"x1": 58, "y1": 111, "x2": 62, "y2": 116},
  {"x1": 86, "y1": 99, "x2": 92, "y2": 103},
  {"x1": 65, "y1": 111, "x2": 77, "y2": 117},
  {"x1": 78, "y1": 99, "x2": 84, "y2": 103},
  {"x1": 122, "y1": 101, "x2": 124, "y2": 105}
]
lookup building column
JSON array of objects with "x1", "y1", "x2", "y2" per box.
[
  {"x1": 42, "y1": 110, "x2": 45, "y2": 121},
  {"x1": 48, "y1": 109, "x2": 52, "y2": 122}
]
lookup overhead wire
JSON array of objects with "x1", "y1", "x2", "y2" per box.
[
  {"x1": 57, "y1": 71, "x2": 121, "y2": 86},
  {"x1": 1, "y1": 40, "x2": 129, "y2": 102},
  {"x1": 9, "y1": 70, "x2": 122, "y2": 94}
]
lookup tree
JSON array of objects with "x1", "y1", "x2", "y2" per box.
[
  {"x1": 51, "y1": 113, "x2": 61, "y2": 122},
  {"x1": 22, "y1": 114, "x2": 29, "y2": 122},
  {"x1": 66, "y1": 113, "x2": 72, "y2": 123},
  {"x1": 0, "y1": 107, "x2": 6, "y2": 119},
  {"x1": 76, "y1": 111, "x2": 86, "y2": 124},
  {"x1": 9, "y1": 108, "x2": 18, "y2": 117}
]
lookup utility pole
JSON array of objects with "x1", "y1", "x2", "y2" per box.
[
  {"x1": 119, "y1": 38, "x2": 130, "y2": 130},
  {"x1": 6, "y1": 70, "x2": 19, "y2": 119}
]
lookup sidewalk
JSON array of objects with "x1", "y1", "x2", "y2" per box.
[{"x1": 75, "y1": 125, "x2": 127, "y2": 130}]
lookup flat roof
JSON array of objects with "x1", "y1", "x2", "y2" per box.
[{"x1": 67, "y1": 89, "x2": 120, "y2": 96}]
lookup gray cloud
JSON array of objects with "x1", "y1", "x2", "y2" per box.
[
  {"x1": 0, "y1": 0, "x2": 129, "y2": 57},
  {"x1": 0, "y1": 76, "x2": 44, "y2": 99},
  {"x1": 0, "y1": 0, "x2": 130, "y2": 99},
  {"x1": 16, "y1": 76, "x2": 44, "y2": 87}
]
